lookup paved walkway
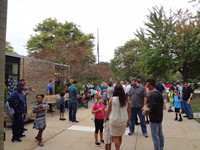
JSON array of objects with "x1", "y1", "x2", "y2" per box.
[{"x1": 4, "y1": 101, "x2": 200, "y2": 150}]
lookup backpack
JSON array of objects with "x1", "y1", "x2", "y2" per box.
[
  {"x1": 4, "y1": 101, "x2": 15, "y2": 119},
  {"x1": 56, "y1": 97, "x2": 62, "y2": 109}
]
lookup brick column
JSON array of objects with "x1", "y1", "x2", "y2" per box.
[{"x1": 0, "y1": 0, "x2": 7, "y2": 149}]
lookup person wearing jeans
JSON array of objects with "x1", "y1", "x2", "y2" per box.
[
  {"x1": 68, "y1": 80, "x2": 80, "y2": 123},
  {"x1": 181, "y1": 82, "x2": 194, "y2": 119},
  {"x1": 146, "y1": 79, "x2": 164, "y2": 150},
  {"x1": 130, "y1": 107, "x2": 147, "y2": 134},
  {"x1": 150, "y1": 123, "x2": 164, "y2": 150},
  {"x1": 128, "y1": 77, "x2": 148, "y2": 137}
]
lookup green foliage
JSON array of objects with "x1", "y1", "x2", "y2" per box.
[
  {"x1": 6, "y1": 41, "x2": 16, "y2": 53},
  {"x1": 135, "y1": 7, "x2": 200, "y2": 81},
  {"x1": 76, "y1": 82, "x2": 84, "y2": 91},
  {"x1": 55, "y1": 85, "x2": 64, "y2": 94},
  {"x1": 26, "y1": 18, "x2": 96, "y2": 80},
  {"x1": 191, "y1": 93, "x2": 200, "y2": 112},
  {"x1": 110, "y1": 39, "x2": 143, "y2": 80}
]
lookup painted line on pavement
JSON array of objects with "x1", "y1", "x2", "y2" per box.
[{"x1": 68, "y1": 125, "x2": 130, "y2": 135}]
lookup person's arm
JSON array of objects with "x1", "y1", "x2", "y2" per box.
[
  {"x1": 8, "y1": 91, "x2": 19, "y2": 107},
  {"x1": 188, "y1": 90, "x2": 193, "y2": 104},
  {"x1": 104, "y1": 98, "x2": 112, "y2": 122},
  {"x1": 91, "y1": 105, "x2": 103, "y2": 114}
]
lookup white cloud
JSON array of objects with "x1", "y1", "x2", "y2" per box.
[{"x1": 6, "y1": 0, "x2": 196, "y2": 62}]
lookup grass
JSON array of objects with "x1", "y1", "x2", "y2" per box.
[{"x1": 191, "y1": 93, "x2": 200, "y2": 123}]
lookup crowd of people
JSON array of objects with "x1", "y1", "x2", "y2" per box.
[{"x1": 7, "y1": 78, "x2": 195, "y2": 150}]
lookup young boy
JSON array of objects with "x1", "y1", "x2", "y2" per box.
[
  {"x1": 167, "y1": 87, "x2": 174, "y2": 112},
  {"x1": 173, "y1": 90, "x2": 183, "y2": 121}
]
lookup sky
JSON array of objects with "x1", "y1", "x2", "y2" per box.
[{"x1": 6, "y1": 0, "x2": 197, "y2": 62}]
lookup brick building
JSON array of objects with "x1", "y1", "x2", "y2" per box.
[
  {"x1": 0, "y1": 0, "x2": 7, "y2": 149},
  {"x1": 5, "y1": 52, "x2": 70, "y2": 121}
]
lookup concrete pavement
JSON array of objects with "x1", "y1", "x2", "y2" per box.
[{"x1": 4, "y1": 101, "x2": 200, "y2": 150}]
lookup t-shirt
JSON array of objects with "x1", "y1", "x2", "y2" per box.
[
  {"x1": 46, "y1": 83, "x2": 53, "y2": 95},
  {"x1": 155, "y1": 83, "x2": 165, "y2": 93},
  {"x1": 129, "y1": 85, "x2": 147, "y2": 108},
  {"x1": 148, "y1": 90, "x2": 163, "y2": 123},
  {"x1": 173, "y1": 95, "x2": 182, "y2": 108},
  {"x1": 182, "y1": 87, "x2": 193, "y2": 100},
  {"x1": 92, "y1": 103, "x2": 105, "y2": 120},
  {"x1": 68, "y1": 85, "x2": 79, "y2": 102}
]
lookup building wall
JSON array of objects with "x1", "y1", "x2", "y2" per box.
[
  {"x1": 20, "y1": 57, "x2": 56, "y2": 118},
  {"x1": 0, "y1": 0, "x2": 7, "y2": 149}
]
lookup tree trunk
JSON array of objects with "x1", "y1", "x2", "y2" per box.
[
  {"x1": 0, "y1": 0, "x2": 7, "y2": 149},
  {"x1": 181, "y1": 61, "x2": 189, "y2": 82}
]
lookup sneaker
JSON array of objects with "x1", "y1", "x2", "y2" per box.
[
  {"x1": 183, "y1": 115, "x2": 188, "y2": 118},
  {"x1": 23, "y1": 128, "x2": 28, "y2": 131},
  {"x1": 12, "y1": 139, "x2": 22, "y2": 143},
  {"x1": 61, "y1": 118, "x2": 66, "y2": 121},
  {"x1": 143, "y1": 133, "x2": 148, "y2": 138},
  {"x1": 188, "y1": 117, "x2": 193, "y2": 120},
  {"x1": 128, "y1": 132, "x2": 133, "y2": 136},
  {"x1": 178, "y1": 118, "x2": 183, "y2": 122},
  {"x1": 95, "y1": 142, "x2": 101, "y2": 147},
  {"x1": 100, "y1": 140, "x2": 104, "y2": 143},
  {"x1": 38, "y1": 143, "x2": 44, "y2": 147},
  {"x1": 20, "y1": 134, "x2": 26, "y2": 138},
  {"x1": 135, "y1": 122, "x2": 140, "y2": 125}
]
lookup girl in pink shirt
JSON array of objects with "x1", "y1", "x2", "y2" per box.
[{"x1": 92, "y1": 96, "x2": 105, "y2": 147}]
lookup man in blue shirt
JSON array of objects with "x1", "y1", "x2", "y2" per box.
[
  {"x1": 46, "y1": 80, "x2": 53, "y2": 95},
  {"x1": 68, "y1": 80, "x2": 80, "y2": 122},
  {"x1": 8, "y1": 81, "x2": 26, "y2": 142}
]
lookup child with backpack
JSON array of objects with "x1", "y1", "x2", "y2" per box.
[
  {"x1": 33, "y1": 94, "x2": 49, "y2": 146},
  {"x1": 173, "y1": 90, "x2": 183, "y2": 121},
  {"x1": 58, "y1": 91, "x2": 66, "y2": 120},
  {"x1": 91, "y1": 96, "x2": 106, "y2": 147}
]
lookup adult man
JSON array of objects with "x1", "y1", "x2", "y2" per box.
[
  {"x1": 145, "y1": 79, "x2": 164, "y2": 150},
  {"x1": 8, "y1": 81, "x2": 26, "y2": 142},
  {"x1": 68, "y1": 80, "x2": 80, "y2": 122},
  {"x1": 155, "y1": 79, "x2": 165, "y2": 94},
  {"x1": 19, "y1": 79, "x2": 30, "y2": 132},
  {"x1": 46, "y1": 80, "x2": 53, "y2": 95},
  {"x1": 128, "y1": 77, "x2": 148, "y2": 137},
  {"x1": 181, "y1": 81, "x2": 194, "y2": 119}
]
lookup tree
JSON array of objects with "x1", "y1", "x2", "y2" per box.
[
  {"x1": 26, "y1": 18, "x2": 95, "y2": 79},
  {"x1": 135, "y1": 6, "x2": 200, "y2": 81},
  {"x1": 110, "y1": 39, "x2": 143, "y2": 80},
  {"x1": 172, "y1": 10, "x2": 200, "y2": 81},
  {"x1": 135, "y1": 6, "x2": 174, "y2": 79},
  {"x1": 6, "y1": 41, "x2": 16, "y2": 53}
]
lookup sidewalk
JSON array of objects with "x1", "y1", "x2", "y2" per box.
[{"x1": 4, "y1": 101, "x2": 200, "y2": 150}]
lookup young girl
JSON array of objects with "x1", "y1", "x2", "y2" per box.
[
  {"x1": 92, "y1": 96, "x2": 105, "y2": 147},
  {"x1": 33, "y1": 94, "x2": 49, "y2": 146},
  {"x1": 59, "y1": 91, "x2": 66, "y2": 120},
  {"x1": 173, "y1": 90, "x2": 183, "y2": 121}
]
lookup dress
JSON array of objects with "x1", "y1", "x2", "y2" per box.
[
  {"x1": 33, "y1": 103, "x2": 49, "y2": 130},
  {"x1": 109, "y1": 97, "x2": 128, "y2": 136}
]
